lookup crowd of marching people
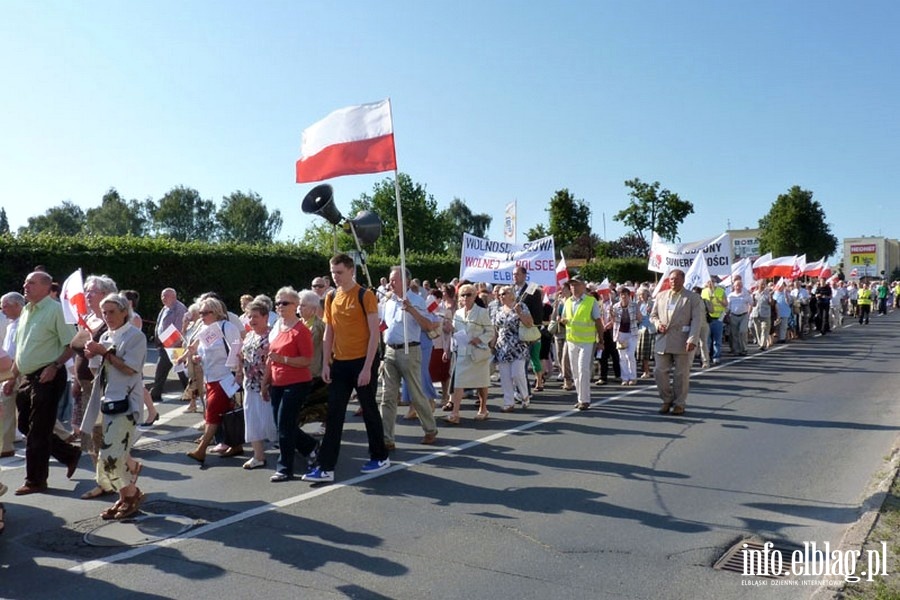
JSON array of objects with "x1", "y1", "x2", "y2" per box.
[{"x1": 1, "y1": 259, "x2": 899, "y2": 532}]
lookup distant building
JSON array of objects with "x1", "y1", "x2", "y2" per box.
[
  {"x1": 842, "y1": 237, "x2": 900, "y2": 280},
  {"x1": 727, "y1": 228, "x2": 761, "y2": 263}
]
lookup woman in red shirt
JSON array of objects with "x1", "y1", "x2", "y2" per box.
[{"x1": 265, "y1": 287, "x2": 318, "y2": 482}]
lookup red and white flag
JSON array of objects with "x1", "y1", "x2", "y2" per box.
[
  {"x1": 849, "y1": 267, "x2": 859, "y2": 278},
  {"x1": 596, "y1": 278, "x2": 612, "y2": 299},
  {"x1": 60, "y1": 269, "x2": 88, "y2": 326},
  {"x1": 426, "y1": 295, "x2": 439, "y2": 313},
  {"x1": 295, "y1": 99, "x2": 397, "y2": 183},
  {"x1": 158, "y1": 324, "x2": 183, "y2": 349},
  {"x1": 556, "y1": 252, "x2": 570, "y2": 288}
]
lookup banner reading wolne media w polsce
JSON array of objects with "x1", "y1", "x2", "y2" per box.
[
  {"x1": 459, "y1": 233, "x2": 556, "y2": 287},
  {"x1": 648, "y1": 232, "x2": 732, "y2": 278}
]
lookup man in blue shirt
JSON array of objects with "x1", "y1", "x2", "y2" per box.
[{"x1": 379, "y1": 266, "x2": 439, "y2": 449}]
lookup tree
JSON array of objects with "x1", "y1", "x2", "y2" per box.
[
  {"x1": 614, "y1": 178, "x2": 694, "y2": 243},
  {"x1": 565, "y1": 232, "x2": 603, "y2": 260},
  {"x1": 442, "y1": 198, "x2": 492, "y2": 253},
  {"x1": 149, "y1": 186, "x2": 218, "y2": 241},
  {"x1": 18, "y1": 201, "x2": 85, "y2": 236},
  {"x1": 84, "y1": 188, "x2": 149, "y2": 236},
  {"x1": 757, "y1": 185, "x2": 838, "y2": 259},
  {"x1": 524, "y1": 223, "x2": 549, "y2": 241},
  {"x1": 544, "y1": 189, "x2": 591, "y2": 251},
  {"x1": 597, "y1": 232, "x2": 650, "y2": 259},
  {"x1": 217, "y1": 190, "x2": 283, "y2": 244},
  {"x1": 0, "y1": 208, "x2": 8, "y2": 234},
  {"x1": 351, "y1": 173, "x2": 448, "y2": 256}
]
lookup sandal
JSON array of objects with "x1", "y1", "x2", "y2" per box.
[
  {"x1": 101, "y1": 499, "x2": 126, "y2": 520},
  {"x1": 81, "y1": 486, "x2": 115, "y2": 500},
  {"x1": 474, "y1": 411, "x2": 490, "y2": 421},
  {"x1": 441, "y1": 402, "x2": 453, "y2": 412},
  {"x1": 185, "y1": 403, "x2": 199, "y2": 413},
  {"x1": 114, "y1": 489, "x2": 145, "y2": 520},
  {"x1": 443, "y1": 415, "x2": 461, "y2": 426}
]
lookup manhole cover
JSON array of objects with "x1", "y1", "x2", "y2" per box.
[
  {"x1": 84, "y1": 514, "x2": 197, "y2": 547},
  {"x1": 714, "y1": 537, "x2": 809, "y2": 578}
]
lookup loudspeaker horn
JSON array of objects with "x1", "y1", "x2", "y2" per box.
[
  {"x1": 345, "y1": 210, "x2": 383, "y2": 245},
  {"x1": 301, "y1": 184, "x2": 343, "y2": 226}
]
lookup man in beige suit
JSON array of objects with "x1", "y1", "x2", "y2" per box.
[{"x1": 650, "y1": 269, "x2": 705, "y2": 415}]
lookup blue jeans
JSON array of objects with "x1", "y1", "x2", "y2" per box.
[
  {"x1": 708, "y1": 319, "x2": 723, "y2": 361},
  {"x1": 270, "y1": 381, "x2": 316, "y2": 477}
]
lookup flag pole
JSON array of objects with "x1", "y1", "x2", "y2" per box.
[{"x1": 388, "y1": 99, "x2": 409, "y2": 351}]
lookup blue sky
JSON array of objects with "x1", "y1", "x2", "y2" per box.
[{"x1": 2, "y1": 1, "x2": 898, "y2": 257}]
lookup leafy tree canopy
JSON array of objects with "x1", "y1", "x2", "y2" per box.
[
  {"x1": 545, "y1": 188, "x2": 591, "y2": 250},
  {"x1": 217, "y1": 190, "x2": 283, "y2": 244},
  {"x1": 150, "y1": 185, "x2": 218, "y2": 242},
  {"x1": 19, "y1": 200, "x2": 85, "y2": 236},
  {"x1": 525, "y1": 223, "x2": 549, "y2": 241},
  {"x1": 757, "y1": 185, "x2": 837, "y2": 259},
  {"x1": 351, "y1": 173, "x2": 447, "y2": 256},
  {"x1": 84, "y1": 188, "x2": 149, "y2": 237},
  {"x1": 597, "y1": 232, "x2": 650, "y2": 259},
  {"x1": 0, "y1": 208, "x2": 9, "y2": 235},
  {"x1": 614, "y1": 178, "x2": 693, "y2": 243},
  {"x1": 443, "y1": 198, "x2": 492, "y2": 253}
]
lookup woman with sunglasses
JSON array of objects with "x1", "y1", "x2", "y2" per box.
[
  {"x1": 266, "y1": 287, "x2": 317, "y2": 482},
  {"x1": 444, "y1": 284, "x2": 494, "y2": 424},
  {"x1": 185, "y1": 297, "x2": 244, "y2": 463}
]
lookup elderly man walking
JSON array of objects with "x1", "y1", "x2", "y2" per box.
[
  {"x1": 0, "y1": 292, "x2": 26, "y2": 458},
  {"x1": 150, "y1": 288, "x2": 188, "y2": 404},
  {"x1": 650, "y1": 269, "x2": 705, "y2": 415},
  {"x1": 560, "y1": 276, "x2": 604, "y2": 411},
  {"x1": 379, "y1": 266, "x2": 439, "y2": 450},
  {"x1": 12, "y1": 271, "x2": 82, "y2": 495}
]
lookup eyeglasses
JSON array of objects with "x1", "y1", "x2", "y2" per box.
[
  {"x1": 199, "y1": 310, "x2": 213, "y2": 316},
  {"x1": 460, "y1": 293, "x2": 473, "y2": 297},
  {"x1": 312, "y1": 284, "x2": 325, "y2": 289},
  {"x1": 275, "y1": 301, "x2": 296, "y2": 307}
]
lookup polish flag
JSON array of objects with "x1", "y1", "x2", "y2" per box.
[
  {"x1": 849, "y1": 267, "x2": 859, "y2": 278},
  {"x1": 803, "y1": 257, "x2": 831, "y2": 278},
  {"x1": 158, "y1": 324, "x2": 183, "y2": 349},
  {"x1": 556, "y1": 253, "x2": 570, "y2": 288},
  {"x1": 426, "y1": 295, "x2": 439, "y2": 313},
  {"x1": 60, "y1": 269, "x2": 88, "y2": 326},
  {"x1": 595, "y1": 278, "x2": 612, "y2": 299},
  {"x1": 295, "y1": 99, "x2": 397, "y2": 183}
]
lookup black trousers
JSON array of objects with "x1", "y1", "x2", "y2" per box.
[
  {"x1": 151, "y1": 346, "x2": 188, "y2": 403},
  {"x1": 317, "y1": 357, "x2": 387, "y2": 472},
  {"x1": 598, "y1": 329, "x2": 621, "y2": 380},
  {"x1": 16, "y1": 366, "x2": 81, "y2": 486}
]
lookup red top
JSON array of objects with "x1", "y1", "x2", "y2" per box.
[{"x1": 268, "y1": 322, "x2": 313, "y2": 386}]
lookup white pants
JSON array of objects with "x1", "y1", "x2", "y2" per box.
[
  {"x1": 567, "y1": 341, "x2": 595, "y2": 406},
  {"x1": 498, "y1": 359, "x2": 529, "y2": 407},
  {"x1": 616, "y1": 333, "x2": 637, "y2": 382}
]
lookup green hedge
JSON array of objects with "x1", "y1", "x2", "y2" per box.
[{"x1": 0, "y1": 234, "x2": 463, "y2": 333}]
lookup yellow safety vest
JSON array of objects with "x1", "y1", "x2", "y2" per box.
[
  {"x1": 564, "y1": 295, "x2": 598, "y2": 344},
  {"x1": 858, "y1": 289, "x2": 873, "y2": 306}
]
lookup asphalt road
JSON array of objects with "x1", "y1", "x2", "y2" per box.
[{"x1": 1, "y1": 312, "x2": 898, "y2": 600}]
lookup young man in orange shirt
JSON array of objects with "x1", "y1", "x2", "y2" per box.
[{"x1": 303, "y1": 254, "x2": 390, "y2": 483}]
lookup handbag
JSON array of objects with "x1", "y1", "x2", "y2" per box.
[
  {"x1": 547, "y1": 320, "x2": 559, "y2": 336},
  {"x1": 101, "y1": 396, "x2": 130, "y2": 415},
  {"x1": 518, "y1": 323, "x2": 541, "y2": 343},
  {"x1": 221, "y1": 407, "x2": 245, "y2": 447}
]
